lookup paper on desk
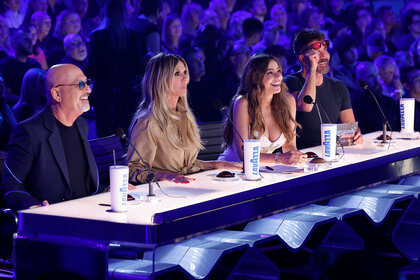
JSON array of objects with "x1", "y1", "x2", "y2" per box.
[
  {"x1": 396, "y1": 132, "x2": 420, "y2": 140},
  {"x1": 260, "y1": 165, "x2": 304, "y2": 173}
]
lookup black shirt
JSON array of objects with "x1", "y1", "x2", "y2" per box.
[
  {"x1": 56, "y1": 119, "x2": 90, "y2": 199},
  {"x1": 283, "y1": 72, "x2": 352, "y2": 149}
]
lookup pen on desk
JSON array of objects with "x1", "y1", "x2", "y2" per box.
[
  {"x1": 266, "y1": 166, "x2": 274, "y2": 171},
  {"x1": 99, "y1": 203, "x2": 111, "y2": 207}
]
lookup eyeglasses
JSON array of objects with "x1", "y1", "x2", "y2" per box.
[
  {"x1": 301, "y1": 40, "x2": 330, "y2": 54},
  {"x1": 55, "y1": 79, "x2": 92, "y2": 90}
]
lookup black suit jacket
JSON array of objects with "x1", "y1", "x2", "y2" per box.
[{"x1": 0, "y1": 106, "x2": 99, "y2": 211}]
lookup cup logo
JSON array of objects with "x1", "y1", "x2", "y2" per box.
[
  {"x1": 323, "y1": 129, "x2": 331, "y2": 158},
  {"x1": 251, "y1": 146, "x2": 259, "y2": 175},
  {"x1": 400, "y1": 103, "x2": 405, "y2": 130}
]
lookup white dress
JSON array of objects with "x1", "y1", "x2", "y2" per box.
[{"x1": 218, "y1": 131, "x2": 286, "y2": 162}]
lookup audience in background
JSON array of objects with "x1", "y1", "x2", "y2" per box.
[
  {"x1": 86, "y1": 0, "x2": 142, "y2": 138},
  {"x1": 12, "y1": 67, "x2": 46, "y2": 122},
  {"x1": 0, "y1": 28, "x2": 41, "y2": 106},
  {"x1": 352, "y1": 61, "x2": 400, "y2": 134},
  {"x1": 161, "y1": 13, "x2": 182, "y2": 54},
  {"x1": 374, "y1": 55, "x2": 404, "y2": 100},
  {"x1": 0, "y1": 15, "x2": 13, "y2": 60},
  {"x1": 60, "y1": 33, "x2": 87, "y2": 69},
  {"x1": 0, "y1": 0, "x2": 417, "y2": 154}
]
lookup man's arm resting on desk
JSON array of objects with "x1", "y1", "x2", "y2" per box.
[{"x1": 340, "y1": 108, "x2": 363, "y2": 144}]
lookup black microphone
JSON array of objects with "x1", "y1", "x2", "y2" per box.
[
  {"x1": 213, "y1": 100, "x2": 244, "y2": 143},
  {"x1": 359, "y1": 81, "x2": 393, "y2": 145},
  {"x1": 115, "y1": 127, "x2": 158, "y2": 197},
  {"x1": 304, "y1": 95, "x2": 324, "y2": 125},
  {"x1": 303, "y1": 95, "x2": 332, "y2": 123}
]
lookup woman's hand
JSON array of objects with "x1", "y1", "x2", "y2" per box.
[
  {"x1": 214, "y1": 161, "x2": 243, "y2": 170},
  {"x1": 157, "y1": 172, "x2": 195, "y2": 184},
  {"x1": 278, "y1": 150, "x2": 307, "y2": 166}
]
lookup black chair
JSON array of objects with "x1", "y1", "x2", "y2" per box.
[
  {"x1": 0, "y1": 156, "x2": 14, "y2": 276},
  {"x1": 89, "y1": 135, "x2": 126, "y2": 188},
  {"x1": 197, "y1": 121, "x2": 225, "y2": 161}
]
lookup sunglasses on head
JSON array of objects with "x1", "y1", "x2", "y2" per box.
[
  {"x1": 55, "y1": 79, "x2": 92, "y2": 90},
  {"x1": 301, "y1": 40, "x2": 330, "y2": 54}
]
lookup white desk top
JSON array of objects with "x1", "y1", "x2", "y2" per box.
[{"x1": 20, "y1": 132, "x2": 420, "y2": 229}]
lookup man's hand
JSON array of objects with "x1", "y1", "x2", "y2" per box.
[
  {"x1": 29, "y1": 200, "x2": 49, "y2": 209},
  {"x1": 353, "y1": 127, "x2": 363, "y2": 145},
  {"x1": 304, "y1": 50, "x2": 319, "y2": 73}
]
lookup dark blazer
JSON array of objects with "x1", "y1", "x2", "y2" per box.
[{"x1": 0, "y1": 106, "x2": 99, "y2": 211}]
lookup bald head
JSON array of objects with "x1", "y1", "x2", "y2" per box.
[{"x1": 46, "y1": 64, "x2": 84, "y2": 104}]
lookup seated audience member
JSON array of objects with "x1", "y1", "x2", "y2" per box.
[
  {"x1": 31, "y1": 11, "x2": 52, "y2": 68},
  {"x1": 352, "y1": 61, "x2": 400, "y2": 134},
  {"x1": 235, "y1": 17, "x2": 263, "y2": 48},
  {"x1": 60, "y1": 33, "x2": 87, "y2": 70},
  {"x1": 0, "y1": 28, "x2": 41, "y2": 106},
  {"x1": 209, "y1": 0, "x2": 230, "y2": 31},
  {"x1": 283, "y1": 29, "x2": 362, "y2": 149},
  {"x1": 183, "y1": 47, "x2": 222, "y2": 122},
  {"x1": 218, "y1": 54, "x2": 306, "y2": 165},
  {"x1": 374, "y1": 55, "x2": 405, "y2": 100},
  {"x1": 362, "y1": 32, "x2": 388, "y2": 62},
  {"x1": 200, "y1": 8, "x2": 220, "y2": 29},
  {"x1": 219, "y1": 43, "x2": 251, "y2": 107},
  {"x1": 394, "y1": 50, "x2": 415, "y2": 73},
  {"x1": 0, "y1": 15, "x2": 13, "y2": 60},
  {"x1": 374, "y1": 5, "x2": 402, "y2": 48},
  {"x1": 127, "y1": 53, "x2": 240, "y2": 184},
  {"x1": 366, "y1": 18, "x2": 397, "y2": 55},
  {"x1": 270, "y1": 4, "x2": 291, "y2": 51},
  {"x1": 161, "y1": 13, "x2": 183, "y2": 54},
  {"x1": 324, "y1": 0, "x2": 345, "y2": 24},
  {"x1": 130, "y1": 0, "x2": 161, "y2": 60},
  {"x1": 264, "y1": 45, "x2": 288, "y2": 73},
  {"x1": 0, "y1": 64, "x2": 99, "y2": 211},
  {"x1": 26, "y1": 23, "x2": 48, "y2": 70},
  {"x1": 227, "y1": 10, "x2": 252, "y2": 42},
  {"x1": 247, "y1": 0, "x2": 267, "y2": 23},
  {"x1": 399, "y1": 10, "x2": 420, "y2": 51},
  {"x1": 12, "y1": 68, "x2": 47, "y2": 122},
  {"x1": 402, "y1": 69, "x2": 420, "y2": 131},
  {"x1": 0, "y1": 78, "x2": 17, "y2": 151},
  {"x1": 333, "y1": 34, "x2": 359, "y2": 94},
  {"x1": 2, "y1": 0, "x2": 24, "y2": 29},
  {"x1": 178, "y1": 2, "x2": 202, "y2": 51},
  {"x1": 45, "y1": 9, "x2": 81, "y2": 66},
  {"x1": 252, "y1": 21, "x2": 279, "y2": 54},
  {"x1": 22, "y1": 0, "x2": 49, "y2": 26}
]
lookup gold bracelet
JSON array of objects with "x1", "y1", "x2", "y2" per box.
[{"x1": 274, "y1": 152, "x2": 280, "y2": 164}]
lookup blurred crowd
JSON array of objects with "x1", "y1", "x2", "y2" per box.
[{"x1": 0, "y1": 0, "x2": 419, "y2": 151}]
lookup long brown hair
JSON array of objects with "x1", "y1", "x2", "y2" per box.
[{"x1": 224, "y1": 54, "x2": 298, "y2": 147}]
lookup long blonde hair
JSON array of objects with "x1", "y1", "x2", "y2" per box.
[
  {"x1": 224, "y1": 54, "x2": 298, "y2": 147},
  {"x1": 130, "y1": 53, "x2": 203, "y2": 150}
]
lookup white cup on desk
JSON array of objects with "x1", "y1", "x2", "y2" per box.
[
  {"x1": 400, "y1": 98, "x2": 415, "y2": 133},
  {"x1": 110, "y1": 165, "x2": 129, "y2": 212},
  {"x1": 243, "y1": 139, "x2": 261, "y2": 180},
  {"x1": 321, "y1": 124, "x2": 337, "y2": 161}
]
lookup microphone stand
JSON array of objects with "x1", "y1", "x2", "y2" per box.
[
  {"x1": 362, "y1": 84, "x2": 393, "y2": 149},
  {"x1": 117, "y1": 128, "x2": 161, "y2": 202}
]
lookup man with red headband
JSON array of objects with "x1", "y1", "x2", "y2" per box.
[{"x1": 283, "y1": 29, "x2": 363, "y2": 149}]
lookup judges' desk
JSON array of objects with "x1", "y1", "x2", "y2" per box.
[{"x1": 15, "y1": 132, "x2": 420, "y2": 278}]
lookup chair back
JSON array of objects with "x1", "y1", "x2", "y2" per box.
[
  {"x1": 89, "y1": 135, "x2": 126, "y2": 187},
  {"x1": 197, "y1": 121, "x2": 225, "y2": 161}
]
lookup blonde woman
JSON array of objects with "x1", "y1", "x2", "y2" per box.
[
  {"x1": 219, "y1": 54, "x2": 306, "y2": 165},
  {"x1": 128, "y1": 53, "x2": 240, "y2": 184}
]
